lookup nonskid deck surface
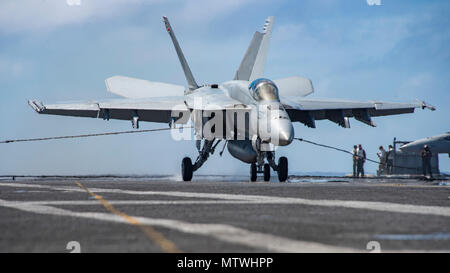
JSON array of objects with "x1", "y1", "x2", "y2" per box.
[{"x1": 0, "y1": 175, "x2": 449, "y2": 253}]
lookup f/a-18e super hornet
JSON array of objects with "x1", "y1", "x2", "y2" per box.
[{"x1": 28, "y1": 16, "x2": 435, "y2": 182}]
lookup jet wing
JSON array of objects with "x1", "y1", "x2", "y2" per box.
[
  {"x1": 28, "y1": 96, "x2": 190, "y2": 124},
  {"x1": 28, "y1": 92, "x2": 250, "y2": 126},
  {"x1": 281, "y1": 97, "x2": 435, "y2": 128}
]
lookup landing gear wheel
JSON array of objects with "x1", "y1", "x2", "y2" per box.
[
  {"x1": 250, "y1": 163, "x2": 257, "y2": 182},
  {"x1": 264, "y1": 164, "x2": 270, "y2": 182},
  {"x1": 182, "y1": 157, "x2": 193, "y2": 181},
  {"x1": 277, "y1": 157, "x2": 288, "y2": 182}
]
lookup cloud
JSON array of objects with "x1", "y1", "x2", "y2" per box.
[
  {"x1": 0, "y1": 0, "x2": 256, "y2": 34},
  {"x1": 396, "y1": 73, "x2": 435, "y2": 100},
  {"x1": 274, "y1": 14, "x2": 414, "y2": 61},
  {"x1": 0, "y1": 57, "x2": 29, "y2": 78},
  {"x1": 366, "y1": 0, "x2": 381, "y2": 6},
  {"x1": 0, "y1": 0, "x2": 161, "y2": 33},
  {"x1": 174, "y1": 0, "x2": 256, "y2": 23}
]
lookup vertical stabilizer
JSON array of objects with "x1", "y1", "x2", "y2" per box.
[
  {"x1": 234, "y1": 16, "x2": 274, "y2": 82},
  {"x1": 163, "y1": 16, "x2": 199, "y2": 91}
]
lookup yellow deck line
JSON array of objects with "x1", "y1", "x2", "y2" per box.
[{"x1": 76, "y1": 182, "x2": 181, "y2": 253}]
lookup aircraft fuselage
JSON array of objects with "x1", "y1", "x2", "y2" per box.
[{"x1": 185, "y1": 80, "x2": 294, "y2": 149}]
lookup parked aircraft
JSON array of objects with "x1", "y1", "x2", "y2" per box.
[{"x1": 400, "y1": 133, "x2": 450, "y2": 156}]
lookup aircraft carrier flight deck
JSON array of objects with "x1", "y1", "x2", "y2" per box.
[{"x1": 0, "y1": 175, "x2": 449, "y2": 253}]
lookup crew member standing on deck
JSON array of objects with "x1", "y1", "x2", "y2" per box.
[
  {"x1": 386, "y1": 145, "x2": 394, "y2": 175},
  {"x1": 421, "y1": 145, "x2": 433, "y2": 179},
  {"x1": 352, "y1": 145, "x2": 358, "y2": 177},
  {"x1": 356, "y1": 144, "x2": 366, "y2": 178},
  {"x1": 377, "y1": 146, "x2": 387, "y2": 176}
]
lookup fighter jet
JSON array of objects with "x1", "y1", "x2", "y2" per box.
[
  {"x1": 28, "y1": 16, "x2": 435, "y2": 182},
  {"x1": 400, "y1": 133, "x2": 450, "y2": 156}
]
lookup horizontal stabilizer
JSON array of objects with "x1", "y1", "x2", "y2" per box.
[
  {"x1": 274, "y1": 76, "x2": 314, "y2": 97},
  {"x1": 105, "y1": 76, "x2": 185, "y2": 99}
]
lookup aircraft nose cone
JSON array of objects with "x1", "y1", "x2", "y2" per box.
[
  {"x1": 400, "y1": 141, "x2": 423, "y2": 152},
  {"x1": 278, "y1": 122, "x2": 294, "y2": 146}
]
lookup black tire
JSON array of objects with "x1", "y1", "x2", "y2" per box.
[
  {"x1": 250, "y1": 163, "x2": 257, "y2": 182},
  {"x1": 264, "y1": 164, "x2": 270, "y2": 182},
  {"x1": 182, "y1": 157, "x2": 193, "y2": 181},
  {"x1": 277, "y1": 157, "x2": 288, "y2": 182}
]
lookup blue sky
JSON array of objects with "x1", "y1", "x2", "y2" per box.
[{"x1": 0, "y1": 0, "x2": 449, "y2": 176}]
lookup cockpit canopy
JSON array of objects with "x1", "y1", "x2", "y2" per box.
[{"x1": 249, "y1": 78, "x2": 280, "y2": 101}]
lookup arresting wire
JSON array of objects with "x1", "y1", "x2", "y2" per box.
[
  {"x1": 0, "y1": 129, "x2": 421, "y2": 171},
  {"x1": 0, "y1": 126, "x2": 192, "y2": 144},
  {"x1": 294, "y1": 137, "x2": 419, "y2": 171}
]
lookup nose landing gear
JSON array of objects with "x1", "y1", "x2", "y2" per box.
[
  {"x1": 181, "y1": 139, "x2": 219, "y2": 182},
  {"x1": 250, "y1": 163, "x2": 257, "y2": 182},
  {"x1": 250, "y1": 152, "x2": 288, "y2": 182},
  {"x1": 250, "y1": 163, "x2": 271, "y2": 182}
]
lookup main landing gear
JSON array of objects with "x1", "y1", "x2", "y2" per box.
[
  {"x1": 182, "y1": 157, "x2": 193, "y2": 181},
  {"x1": 181, "y1": 139, "x2": 222, "y2": 181},
  {"x1": 250, "y1": 152, "x2": 288, "y2": 182}
]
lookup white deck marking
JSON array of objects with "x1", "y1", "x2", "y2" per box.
[
  {"x1": 0, "y1": 198, "x2": 356, "y2": 253},
  {"x1": 1, "y1": 182, "x2": 449, "y2": 252},
  {"x1": 20, "y1": 200, "x2": 260, "y2": 206},
  {"x1": 0, "y1": 182, "x2": 449, "y2": 217}
]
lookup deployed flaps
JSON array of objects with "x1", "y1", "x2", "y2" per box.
[
  {"x1": 325, "y1": 110, "x2": 350, "y2": 128},
  {"x1": 102, "y1": 109, "x2": 110, "y2": 121},
  {"x1": 352, "y1": 109, "x2": 376, "y2": 127},
  {"x1": 284, "y1": 110, "x2": 316, "y2": 128},
  {"x1": 132, "y1": 110, "x2": 139, "y2": 129},
  {"x1": 299, "y1": 112, "x2": 316, "y2": 128}
]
